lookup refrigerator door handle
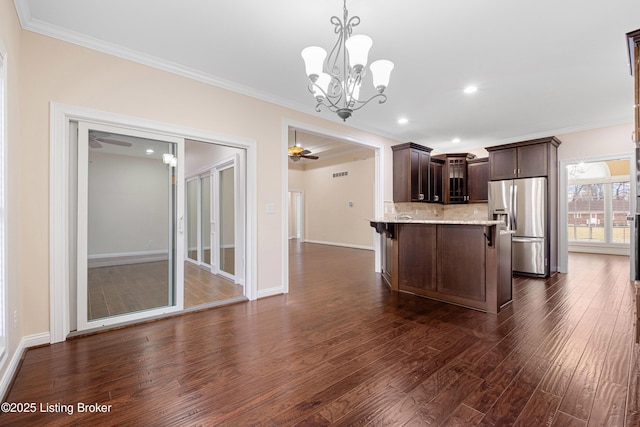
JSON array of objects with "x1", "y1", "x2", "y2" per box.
[{"x1": 511, "y1": 184, "x2": 518, "y2": 230}]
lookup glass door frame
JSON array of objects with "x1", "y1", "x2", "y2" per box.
[
  {"x1": 214, "y1": 158, "x2": 237, "y2": 282},
  {"x1": 185, "y1": 171, "x2": 215, "y2": 272},
  {"x1": 76, "y1": 121, "x2": 185, "y2": 331}
]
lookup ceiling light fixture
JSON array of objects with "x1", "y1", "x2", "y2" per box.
[
  {"x1": 397, "y1": 118, "x2": 409, "y2": 125},
  {"x1": 452, "y1": 138, "x2": 461, "y2": 143},
  {"x1": 463, "y1": 85, "x2": 478, "y2": 94},
  {"x1": 301, "y1": 0, "x2": 394, "y2": 121},
  {"x1": 162, "y1": 153, "x2": 177, "y2": 167}
]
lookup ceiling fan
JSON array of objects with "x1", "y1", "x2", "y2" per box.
[
  {"x1": 88, "y1": 134, "x2": 133, "y2": 149},
  {"x1": 288, "y1": 131, "x2": 319, "y2": 162}
]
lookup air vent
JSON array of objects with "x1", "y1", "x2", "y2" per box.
[{"x1": 332, "y1": 171, "x2": 348, "y2": 178}]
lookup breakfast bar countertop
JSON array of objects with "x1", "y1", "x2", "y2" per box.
[{"x1": 369, "y1": 217, "x2": 504, "y2": 226}]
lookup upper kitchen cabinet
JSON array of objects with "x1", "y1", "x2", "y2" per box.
[
  {"x1": 628, "y1": 29, "x2": 640, "y2": 142},
  {"x1": 432, "y1": 153, "x2": 476, "y2": 204},
  {"x1": 485, "y1": 137, "x2": 561, "y2": 181},
  {"x1": 392, "y1": 143, "x2": 432, "y2": 202},
  {"x1": 429, "y1": 157, "x2": 444, "y2": 203},
  {"x1": 467, "y1": 157, "x2": 489, "y2": 203}
]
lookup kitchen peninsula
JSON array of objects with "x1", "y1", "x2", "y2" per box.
[{"x1": 370, "y1": 218, "x2": 513, "y2": 314}]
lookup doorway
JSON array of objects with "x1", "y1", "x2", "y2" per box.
[
  {"x1": 284, "y1": 123, "x2": 383, "y2": 293},
  {"x1": 559, "y1": 154, "x2": 635, "y2": 277},
  {"x1": 288, "y1": 191, "x2": 304, "y2": 241}
]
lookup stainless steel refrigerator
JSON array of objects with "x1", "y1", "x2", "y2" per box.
[{"x1": 488, "y1": 177, "x2": 547, "y2": 276}]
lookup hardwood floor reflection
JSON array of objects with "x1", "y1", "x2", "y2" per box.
[
  {"x1": 5, "y1": 244, "x2": 640, "y2": 426},
  {"x1": 87, "y1": 260, "x2": 244, "y2": 319},
  {"x1": 184, "y1": 261, "x2": 243, "y2": 307}
]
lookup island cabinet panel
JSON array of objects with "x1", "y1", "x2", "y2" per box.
[
  {"x1": 398, "y1": 224, "x2": 437, "y2": 293},
  {"x1": 436, "y1": 225, "x2": 486, "y2": 302}
]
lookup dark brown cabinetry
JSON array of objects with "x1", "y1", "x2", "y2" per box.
[
  {"x1": 437, "y1": 225, "x2": 486, "y2": 301},
  {"x1": 398, "y1": 224, "x2": 437, "y2": 293},
  {"x1": 628, "y1": 29, "x2": 640, "y2": 142},
  {"x1": 466, "y1": 158, "x2": 489, "y2": 203},
  {"x1": 429, "y1": 157, "x2": 444, "y2": 203},
  {"x1": 371, "y1": 220, "x2": 513, "y2": 314},
  {"x1": 486, "y1": 137, "x2": 560, "y2": 181},
  {"x1": 392, "y1": 143, "x2": 432, "y2": 202},
  {"x1": 432, "y1": 153, "x2": 477, "y2": 204}
]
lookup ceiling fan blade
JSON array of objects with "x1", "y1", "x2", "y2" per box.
[
  {"x1": 299, "y1": 149, "x2": 311, "y2": 155},
  {"x1": 88, "y1": 139, "x2": 102, "y2": 149},
  {"x1": 97, "y1": 138, "x2": 133, "y2": 147},
  {"x1": 301, "y1": 155, "x2": 319, "y2": 160}
]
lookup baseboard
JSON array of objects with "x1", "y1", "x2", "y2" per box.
[
  {"x1": 0, "y1": 332, "x2": 51, "y2": 400},
  {"x1": 302, "y1": 240, "x2": 374, "y2": 251},
  {"x1": 568, "y1": 245, "x2": 630, "y2": 256},
  {"x1": 257, "y1": 286, "x2": 284, "y2": 299},
  {"x1": 88, "y1": 250, "x2": 168, "y2": 268}
]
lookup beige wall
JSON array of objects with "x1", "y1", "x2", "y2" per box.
[
  {"x1": 9, "y1": 0, "x2": 399, "y2": 354},
  {"x1": 557, "y1": 123, "x2": 635, "y2": 161},
  {"x1": 0, "y1": 0, "x2": 24, "y2": 387},
  {"x1": 289, "y1": 150, "x2": 376, "y2": 248}
]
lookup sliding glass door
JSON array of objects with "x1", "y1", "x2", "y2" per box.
[
  {"x1": 185, "y1": 155, "x2": 242, "y2": 283},
  {"x1": 77, "y1": 122, "x2": 184, "y2": 330}
]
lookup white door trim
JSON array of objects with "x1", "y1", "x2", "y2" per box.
[{"x1": 50, "y1": 102, "x2": 258, "y2": 343}]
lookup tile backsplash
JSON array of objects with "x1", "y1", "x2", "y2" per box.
[{"x1": 384, "y1": 201, "x2": 488, "y2": 221}]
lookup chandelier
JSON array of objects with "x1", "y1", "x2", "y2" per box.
[{"x1": 301, "y1": 0, "x2": 394, "y2": 121}]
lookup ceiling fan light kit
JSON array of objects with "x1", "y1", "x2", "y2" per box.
[
  {"x1": 301, "y1": 0, "x2": 393, "y2": 121},
  {"x1": 288, "y1": 130, "x2": 319, "y2": 161}
]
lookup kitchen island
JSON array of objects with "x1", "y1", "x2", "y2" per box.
[{"x1": 370, "y1": 218, "x2": 512, "y2": 314}]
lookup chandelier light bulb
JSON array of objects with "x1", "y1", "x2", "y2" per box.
[
  {"x1": 312, "y1": 73, "x2": 331, "y2": 100},
  {"x1": 370, "y1": 59, "x2": 394, "y2": 92},
  {"x1": 301, "y1": 46, "x2": 327, "y2": 82},
  {"x1": 345, "y1": 35, "x2": 372, "y2": 73}
]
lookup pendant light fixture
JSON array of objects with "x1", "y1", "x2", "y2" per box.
[{"x1": 301, "y1": 0, "x2": 394, "y2": 121}]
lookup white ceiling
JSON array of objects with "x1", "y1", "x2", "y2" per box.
[{"x1": 15, "y1": 0, "x2": 640, "y2": 154}]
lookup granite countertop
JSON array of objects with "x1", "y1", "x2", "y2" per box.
[{"x1": 369, "y1": 218, "x2": 504, "y2": 226}]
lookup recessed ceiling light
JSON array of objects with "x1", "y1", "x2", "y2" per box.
[
  {"x1": 463, "y1": 85, "x2": 478, "y2": 94},
  {"x1": 452, "y1": 138, "x2": 461, "y2": 143},
  {"x1": 397, "y1": 117, "x2": 408, "y2": 125},
  {"x1": 145, "y1": 149, "x2": 154, "y2": 155}
]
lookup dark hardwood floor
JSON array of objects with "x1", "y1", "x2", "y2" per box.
[{"x1": 3, "y1": 241, "x2": 639, "y2": 426}]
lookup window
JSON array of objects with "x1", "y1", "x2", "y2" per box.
[
  {"x1": 567, "y1": 161, "x2": 630, "y2": 247},
  {"x1": 0, "y1": 43, "x2": 7, "y2": 362}
]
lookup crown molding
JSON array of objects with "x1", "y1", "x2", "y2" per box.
[{"x1": 13, "y1": 1, "x2": 319, "y2": 115}]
